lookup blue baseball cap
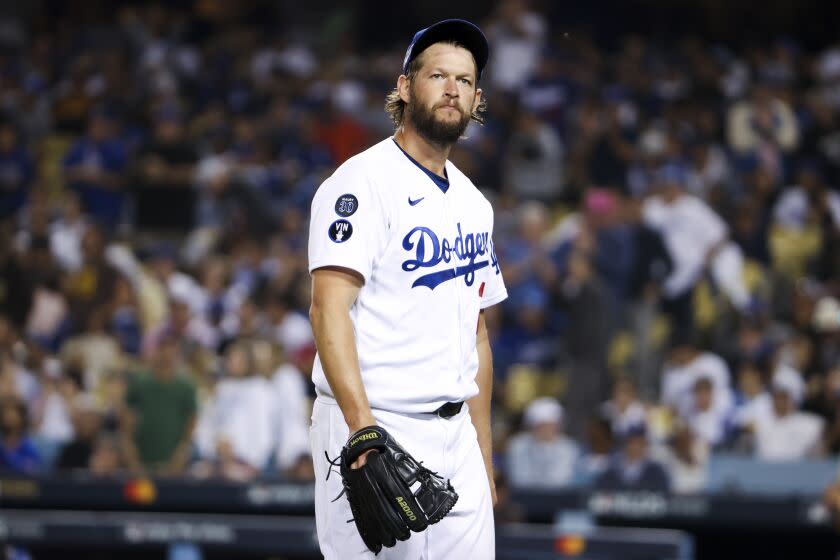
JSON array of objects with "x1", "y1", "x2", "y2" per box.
[{"x1": 402, "y1": 19, "x2": 489, "y2": 80}]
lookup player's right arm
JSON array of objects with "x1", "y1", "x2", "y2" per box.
[
  {"x1": 309, "y1": 266, "x2": 376, "y2": 434},
  {"x1": 308, "y1": 162, "x2": 389, "y2": 468}
]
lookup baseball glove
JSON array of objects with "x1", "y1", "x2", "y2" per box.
[{"x1": 328, "y1": 426, "x2": 458, "y2": 554}]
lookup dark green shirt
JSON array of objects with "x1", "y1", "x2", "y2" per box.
[{"x1": 126, "y1": 371, "x2": 197, "y2": 467}]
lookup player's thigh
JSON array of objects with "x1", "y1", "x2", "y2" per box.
[
  {"x1": 310, "y1": 399, "x2": 374, "y2": 560},
  {"x1": 428, "y1": 419, "x2": 495, "y2": 559},
  {"x1": 310, "y1": 401, "x2": 430, "y2": 560}
]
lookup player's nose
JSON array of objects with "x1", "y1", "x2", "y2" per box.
[{"x1": 443, "y1": 76, "x2": 459, "y2": 97}]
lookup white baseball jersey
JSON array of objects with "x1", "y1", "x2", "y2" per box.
[{"x1": 308, "y1": 137, "x2": 507, "y2": 413}]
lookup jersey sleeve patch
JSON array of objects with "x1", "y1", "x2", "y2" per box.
[
  {"x1": 335, "y1": 194, "x2": 359, "y2": 217},
  {"x1": 328, "y1": 219, "x2": 354, "y2": 243}
]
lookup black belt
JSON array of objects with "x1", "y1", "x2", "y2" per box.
[{"x1": 434, "y1": 401, "x2": 463, "y2": 419}]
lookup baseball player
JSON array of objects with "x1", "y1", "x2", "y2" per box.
[{"x1": 307, "y1": 19, "x2": 506, "y2": 560}]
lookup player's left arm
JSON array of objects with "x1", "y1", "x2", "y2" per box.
[{"x1": 468, "y1": 310, "x2": 497, "y2": 507}]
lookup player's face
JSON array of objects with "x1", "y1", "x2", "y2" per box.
[{"x1": 403, "y1": 43, "x2": 482, "y2": 145}]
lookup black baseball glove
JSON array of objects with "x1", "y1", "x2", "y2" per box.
[{"x1": 328, "y1": 426, "x2": 458, "y2": 554}]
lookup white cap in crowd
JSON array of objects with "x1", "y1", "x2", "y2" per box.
[
  {"x1": 772, "y1": 364, "x2": 805, "y2": 405},
  {"x1": 523, "y1": 397, "x2": 564, "y2": 428}
]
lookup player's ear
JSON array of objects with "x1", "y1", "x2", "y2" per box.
[
  {"x1": 472, "y1": 88, "x2": 482, "y2": 113},
  {"x1": 397, "y1": 74, "x2": 411, "y2": 104}
]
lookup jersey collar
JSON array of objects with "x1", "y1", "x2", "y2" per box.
[{"x1": 391, "y1": 138, "x2": 450, "y2": 194}]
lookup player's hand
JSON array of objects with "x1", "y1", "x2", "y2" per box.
[
  {"x1": 351, "y1": 448, "x2": 376, "y2": 469},
  {"x1": 346, "y1": 415, "x2": 378, "y2": 470},
  {"x1": 336, "y1": 426, "x2": 458, "y2": 553}
]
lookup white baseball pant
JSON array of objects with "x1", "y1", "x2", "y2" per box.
[{"x1": 310, "y1": 397, "x2": 495, "y2": 560}]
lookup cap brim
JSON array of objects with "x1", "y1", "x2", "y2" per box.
[{"x1": 404, "y1": 19, "x2": 489, "y2": 80}]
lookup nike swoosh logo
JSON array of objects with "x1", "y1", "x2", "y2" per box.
[{"x1": 408, "y1": 196, "x2": 424, "y2": 206}]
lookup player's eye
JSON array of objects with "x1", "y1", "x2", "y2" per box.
[
  {"x1": 459, "y1": 78, "x2": 472, "y2": 86},
  {"x1": 431, "y1": 73, "x2": 443, "y2": 79}
]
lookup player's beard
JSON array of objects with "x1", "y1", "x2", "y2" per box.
[{"x1": 405, "y1": 95, "x2": 471, "y2": 147}]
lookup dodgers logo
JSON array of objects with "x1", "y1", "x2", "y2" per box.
[{"x1": 401, "y1": 223, "x2": 500, "y2": 289}]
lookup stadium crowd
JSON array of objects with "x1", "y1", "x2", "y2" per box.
[{"x1": 1, "y1": 1, "x2": 840, "y2": 499}]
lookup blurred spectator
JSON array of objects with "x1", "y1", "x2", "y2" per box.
[
  {"x1": 498, "y1": 201, "x2": 556, "y2": 311},
  {"x1": 805, "y1": 367, "x2": 840, "y2": 454},
  {"x1": 802, "y1": 95, "x2": 840, "y2": 186},
  {"x1": 31, "y1": 358, "x2": 77, "y2": 464},
  {"x1": 52, "y1": 59, "x2": 95, "y2": 135},
  {"x1": 60, "y1": 226, "x2": 120, "y2": 332},
  {"x1": 269, "y1": 349, "x2": 312, "y2": 479},
  {"x1": 576, "y1": 100, "x2": 637, "y2": 191},
  {"x1": 264, "y1": 291, "x2": 314, "y2": 357},
  {"x1": 620, "y1": 195, "x2": 674, "y2": 398},
  {"x1": 685, "y1": 137, "x2": 732, "y2": 202},
  {"x1": 494, "y1": 203, "x2": 558, "y2": 378},
  {"x1": 622, "y1": 195, "x2": 674, "y2": 303},
  {"x1": 0, "y1": 395, "x2": 42, "y2": 473},
  {"x1": 193, "y1": 132, "x2": 238, "y2": 228},
  {"x1": 144, "y1": 296, "x2": 216, "y2": 358},
  {"x1": 503, "y1": 110, "x2": 564, "y2": 201},
  {"x1": 651, "y1": 424, "x2": 709, "y2": 494},
  {"x1": 49, "y1": 192, "x2": 89, "y2": 272},
  {"x1": 0, "y1": 347, "x2": 39, "y2": 409},
  {"x1": 730, "y1": 195, "x2": 772, "y2": 265},
  {"x1": 773, "y1": 160, "x2": 840, "y2": 232},
  {"x1": 228, "y1": 296, "x2": 266, "y2": 345},
  {"x1": 193, "y1": 340, "x2": 274, "y2": 479},
  {"x1": 600, "y1": 378, "x2": 647, "y2": 438},
  {"x1": 576, "y1": 415, "x2": 615, "y2": 483},
  {"x1": 314, "y1": 101, "x2": 370, "y2": 167},
  {"x1": 0, "y1": 120, "x2": 35, "y2": 220},
  {"x1": 494, "y1": 291, "x2": 555, "y2": 384},
  {"x1": 661, "y1": 333, "x2": 733, "y2": 419},
  {"x1": 88, "y1": 433, "x2": 126, "y2": 477},
  {"x1": 23, "y1": 247, "x2": 68, "y2": 352},
  {"x1": 643, "y1": 162, "x2": 749, "y2": 322},
  {"x1": 54, "y1": 394, "x2": 103, "y2": 472},
  {"x1": 518, "y1": 51, "x2": 570, "y2": 126},
  {"x1": 557, "y1": 189, "x2": 635, "y2": 309},
  {"x1": 60, "y1": 306, "x2": 122, "y2": 393},
  {"x1": 99, "y1": 371, "x2": 127, "y2": 433},
  {"x1": 754, "y1": 367, "x2": 824, "y2": 460},
  {"x1": 594, "y1": 423, "x2": 670, "y2": 492},
  {"x1": 727, "y1": 82, "x2": 799, "y2": 170},
  {"x1": 129, "y1": 279, "x2": 179, "y2": 351},
  {"x1": 15, "y1": 234, "x2": 63, "y2": 340},
  {"x1": 0, "y1": 231, "x2": 27, "y2": 326},
  {"x1": 729, "y1": 360, "x2": 773, "y2": 450},
  {"x1": 122, "y1": 336, "x2": 197, "y2": 474},
  {"x1": 485, "y1": 0, "x2": 547, "y2": 92},
  {"x1": 193, "y1": 256, "x2": 246, "y2": 340},
  {"x1": 142, "y1": 242, "x2": 203, "y2": 316},
  {"x1": 810, "y1": 296, "x2": 840, "y2": 374},
  {"x1": 62, "y1": 109, "x2": 129, "y2": 230},
  {"x1": 683, "y1": 376, "x2": 732, "y2": 448},
  {"x1": 108, "y1": 276, "x2": 143, "y2": 356},
  {"x1": 559, "y1": 248, "x2": 612, "y2": 439},
  {"x1": 132, "y1": 107, "x2": 198, "y2": 230},
  {"x1": 506, "y1": 397, "x2": 579, "y2": 488}
]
